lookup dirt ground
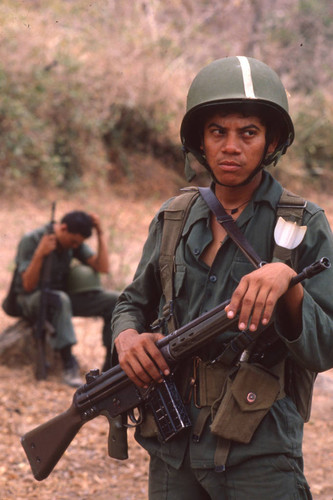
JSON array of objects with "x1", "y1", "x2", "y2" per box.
[{"x1": 1, "y1": 183, "x2": 333, "y2": 500}]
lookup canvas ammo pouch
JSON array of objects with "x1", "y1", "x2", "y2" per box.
[
  {"x1": 139, "y1": 359, "x2": 230, "y2": 439},
  {"x1": 210, "y1": 361, "x2": 284, "y2": 444},
  {"x1": 195, "y1": 358, "x2": 230, "y2": 407}
]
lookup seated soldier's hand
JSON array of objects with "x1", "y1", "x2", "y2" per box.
[
  {"x1": 89, "y1": 213, "x2": 103, "y2": 235},
  {"x1": 36, "y1": 234, "x2": 57, "y2": 257}
]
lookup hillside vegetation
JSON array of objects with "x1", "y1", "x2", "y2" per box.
[{"x1": 0, "y1": 0, "x2": 332, "y2": 197}]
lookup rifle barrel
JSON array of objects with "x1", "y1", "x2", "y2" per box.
[{"x1": 289, "y1": 257, "x2": 330, "y2": 287}]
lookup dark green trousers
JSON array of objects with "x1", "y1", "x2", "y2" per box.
[
  {"x1": 18, "y1": 289, "x2": 119, "y2": 350},
  {"x1": 148, "y1": 453, "x2": 312, "y2": 500},
  {"x1": 69, "y1": 289, "x2": 119, "y2": 348}
]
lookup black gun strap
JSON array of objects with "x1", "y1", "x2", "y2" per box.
[{"x1": 198, "y1": 186, "x2": 265, "y2": 269}]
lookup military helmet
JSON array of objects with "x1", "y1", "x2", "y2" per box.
[
  {"x1": 66, "y1": 264, "x2": 102, "y2": 294},
  {"x1": 180, "y1": 56, "x2": 294, "y2": 177}
]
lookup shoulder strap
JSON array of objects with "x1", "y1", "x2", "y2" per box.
[
  {"x1": 158, "y1": 188, "x2": 200, "y2": 332},
  {"x1": 273, "y1": 190, "x2": 317, "y2": 423},
  {"x1": 273, "y1": 189, "x2": 307, "y2": 263},
  {"x1": 198, "y1": 187, "x2": 265, "y2": 269}
]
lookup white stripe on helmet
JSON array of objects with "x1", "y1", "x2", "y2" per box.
[{"x1": 237, "y1": 56, "x2": 255, "y2": 98}]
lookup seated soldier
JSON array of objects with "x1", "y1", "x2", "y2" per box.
[{"x1": 12, "y1": 210, "x2": 119, "y2": 387}]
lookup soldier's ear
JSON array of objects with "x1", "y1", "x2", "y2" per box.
[{"x1": 267, "y1": 137, "x2": 279, "y2": 154}]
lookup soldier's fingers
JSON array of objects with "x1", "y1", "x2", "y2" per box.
[
  {"x1": 122, "y1": 357, "x2": 153, "y2": 388},
  {"x1": 245, "y1": 288, "x2": 273, "y2": 331},
  {"x1": 226, "y1": 278, "x2": 250, "y2": 321},
  {"x1": 236, "y1": 287, "x2": 260, "y2": 330}
]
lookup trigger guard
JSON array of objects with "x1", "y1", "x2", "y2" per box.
[{"x1": 126, "y1": 407, "x2": 144, "y2": 427}]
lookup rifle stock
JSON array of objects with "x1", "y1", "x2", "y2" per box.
[
  {"x1": 21, "y1": 257, "x2": 330, "y2": 480},
  {"x1": 21, "y1": 365, "x2": 144, "y2": 480},
  {"x1": 21, "y1": 403, "x2": 83, "y2": 481}
]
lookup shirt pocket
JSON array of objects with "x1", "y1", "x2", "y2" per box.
[{"x1": 230, "y1": 259, "x2": 256, "y2": 285}]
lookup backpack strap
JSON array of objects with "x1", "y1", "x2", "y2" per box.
[
  {"x1": 267, "y1": 189, "x2": 316, "y2": 422},
  {"x1": 273, "y1": 189, "x2": 307, "y2": 263},
  {"x1": 248, "y1": 189, "x2": 307, "y2": 360},
  {"x1": 157, "y1": 188, "x2": 200, "y2": 333}
]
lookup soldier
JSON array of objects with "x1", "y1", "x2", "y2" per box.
[
  {"x1": 111, "y1": 57, "x2": 333, "y2": 499},
  {"x1": 13, "y1": 210, "x2": 119, "y2": 386}
]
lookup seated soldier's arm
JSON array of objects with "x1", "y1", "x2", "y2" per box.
[
  {"x1": 21, "y1": 234, "x2": 57, "y2": 292},
  {"x1": 86, "y1": 213, "x2": 109, "y2": 273}
]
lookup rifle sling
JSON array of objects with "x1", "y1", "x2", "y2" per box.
[
  {"x1": 198, "y1": 186, "x2": 265, "y2": 269},
  {"x1": 213, "y1": 320, "x2": 273, "y2": 366}
]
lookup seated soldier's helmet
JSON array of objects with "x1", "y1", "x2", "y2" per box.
[
  {"x1": 180, "y1": 56, "x2": 294, "y2": 179},
  {"x1": 66, "y1": 264, "x2": 102, "y2": 294}
]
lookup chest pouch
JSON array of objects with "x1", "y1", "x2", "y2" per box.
[
  {"x1": 210, "y1": 362, "x2": 283, "y2": 444},
  {"x1": 194, "y1": 359, "x2": 230, "y2": 408}
]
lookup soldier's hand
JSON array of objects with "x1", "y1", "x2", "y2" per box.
[
  {"x1": 115, "y1": 329, "x2": 170, "y2": 388},
  {"x1": 225, "y1": 262, "x2": 298, "y2": 331},
  {"x1": 36, "y1": 234, "x2": 57, "y2": 257},
  {"x1": 89, "y1": 213, "x2": 103, "y2": 235}
]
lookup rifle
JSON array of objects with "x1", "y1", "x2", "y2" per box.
[
  {"x1": 34, "y1": 202, "x2": 56, "y2": 381},
  {"x1": 21, "y1": 257, "x2": 330, "y2": 480}
]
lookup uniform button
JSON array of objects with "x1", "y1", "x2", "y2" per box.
[
  {"x1": 194, "y1": 248, "x2": 200, "y2": 255},
  {"x1": 246, "y1": 392, "x2": 256, "y2": 404},
  {"x1": 209, "y1": 275, "x2": 217, "y2": 283}
]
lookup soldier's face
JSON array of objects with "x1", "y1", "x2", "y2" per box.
[
  {"x1": 57, "y1": 225, "x2": 85, "y2": 249},
  {"x1": 202, "y1": 113, "x2": 276, "y2": 188}
]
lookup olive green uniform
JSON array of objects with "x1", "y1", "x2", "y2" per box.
[
  {"x1": 14, "y1": 224, "x2": 118, "y2": 350},
  {"x1": 112, "y1": 171, "x2": 333, "y2": 499}
]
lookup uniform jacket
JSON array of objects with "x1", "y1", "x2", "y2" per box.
[{"x1": 112, "y1": 171, "x2": 333, "y2": 469}]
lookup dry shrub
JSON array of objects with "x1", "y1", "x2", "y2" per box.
[{"x1": 0, "y1": 0, "x2": 332, "y2": 193}]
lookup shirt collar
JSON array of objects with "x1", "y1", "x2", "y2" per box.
[
  {"x1": 252, "y1": 170, "x2": 283, "y2": 209},
  {"x1": 182, "y1": 170, "x2": 283, "y2": 233}
]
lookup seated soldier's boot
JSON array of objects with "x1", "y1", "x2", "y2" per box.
[{"x1": 62, "y1": 356, "x2": 83, "y2": 387}]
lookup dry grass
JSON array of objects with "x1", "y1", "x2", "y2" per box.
[{"x1": 0, "y1": 175, "x2": 333, "y2": 499}]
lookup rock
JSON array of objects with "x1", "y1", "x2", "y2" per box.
[{"x1": 0, "y1": 319, "x2": 62, "y2": 374}]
